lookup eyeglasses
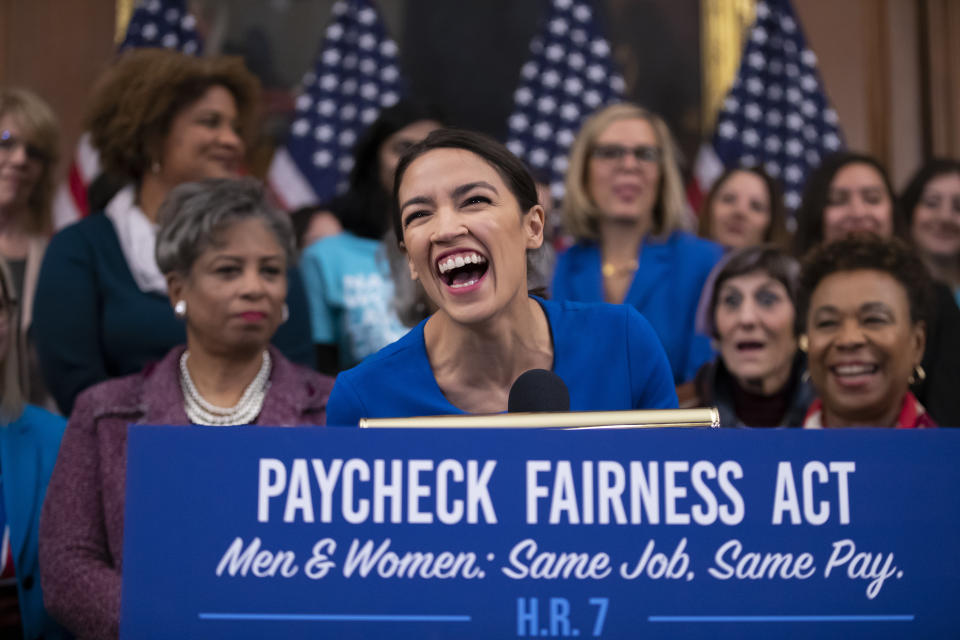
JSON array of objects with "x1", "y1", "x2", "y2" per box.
[
  {"x1": 0, "y1": 130, "x2": 49, "y2": 163},
  {"x1": 591, "y1": 144, "x2": 661, "y2": 164}
]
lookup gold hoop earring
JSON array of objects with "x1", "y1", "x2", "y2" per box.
[{"x1": 908, "y1": 364, "x2": 926, "y2": 385}]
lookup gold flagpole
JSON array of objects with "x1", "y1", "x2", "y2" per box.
[
  {"x1": 701, "y1": 0, "x2": 756, "y2": 135},
  {"x1": 360, "y1": 408, "x2": 720, "y2": 429},
  {"x1": 115, "y1": 0, "x2": 136, "y2": 44}
]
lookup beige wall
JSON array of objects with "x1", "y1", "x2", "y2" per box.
[
  {"x1": 0, "y1": 0, "x2": 115, "y2": 180},
  {"x1": 794, "y1": 0, "x2": 940, "y2": 189}
]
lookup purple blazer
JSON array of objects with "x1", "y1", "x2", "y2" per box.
[{"x1": 38, "y1": 346, "x2": 333, "y2": 640}]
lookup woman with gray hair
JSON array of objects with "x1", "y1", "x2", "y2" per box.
[
  {"x1": 678, "y1": 245, "x2": 814, "y2": 427},
  {"x1": 38, "y1": 178, "x2": 332, "y2": 639}
]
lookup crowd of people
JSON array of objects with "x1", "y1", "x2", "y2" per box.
[{"x1": 0, "y1": 46, "x2": 956, "y2": 638}]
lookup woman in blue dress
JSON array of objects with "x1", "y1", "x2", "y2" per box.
[
  {"x1": 327, "y1": 129, "x2": 677, "y2": 425},
  {"x1": 551, "y1": 103, "x2": 723, "y2": 385}
]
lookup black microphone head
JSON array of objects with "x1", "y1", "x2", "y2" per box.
[{"x1": 508, "y1": 369, "x2": 570, "y2": 413}]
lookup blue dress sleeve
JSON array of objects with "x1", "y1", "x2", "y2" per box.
[
  {"x1": 32, "y1": 226, "x2": 108, "y2": 416},
  {"x1": 625, "y1": 306, "x2": 679, "y2": 409},
  {"x1": 326, "y1": 374, "x2": 365, "y2": 426},
  {"x1": 270, "y1": 266, "x2": 315, "y2": 369}
]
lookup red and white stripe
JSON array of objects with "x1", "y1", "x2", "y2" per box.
[
  {"x1": 266, "y1": 147, "x2": 318, "y2": 212},
  {"x1": 686, "y1": 143, "x2": 725, "y2": 216},
  {"x1": 52, "y1": 133, "x2": 101, "y2": 230}
]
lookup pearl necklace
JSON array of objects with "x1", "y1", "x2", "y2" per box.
[{"x1": 179, "y1": 350, "x2": 271, "y2": 426}]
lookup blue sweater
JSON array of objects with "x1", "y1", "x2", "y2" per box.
[
  {"x1": 32, "y1": 213, "x2": 314, "y2": 415},
  {"x1": 327, "y1": 297, "x2": 678, "y2": 426},
  {"x1": 551, "y1": 231, "x2": 723, "y2": 384},
  {"x1": 0, "y1": 405, "x2": 69, "y2": 639}
]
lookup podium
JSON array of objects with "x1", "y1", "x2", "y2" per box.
[{"x1": 121, "y1": 424, "x2": 960, "y2": 638}]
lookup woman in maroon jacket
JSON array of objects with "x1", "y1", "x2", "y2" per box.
[{"x1": 38, "y1": 178, "x2": 332, "y2": 639}]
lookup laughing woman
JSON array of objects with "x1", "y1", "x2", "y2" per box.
[
  {"x1": 326, "y1": 130, "x2": 677, "y2": 425},
  {"x1": 799, "y1": 235, "x2": 934, "y2": 429}
]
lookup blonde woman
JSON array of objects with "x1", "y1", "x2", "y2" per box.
[
  {"x1": 552, "y1": 103, "x2": 723, "y2": 383},
  {"x1": 0, "y1": 89, "x2": 59, "y2": 405}
]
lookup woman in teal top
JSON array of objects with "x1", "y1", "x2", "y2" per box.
[
  {"x1": 327, "y1": 129, "x2": 677, "y2": 425},
  {"x1": 0, "y1": 257, "x2": 67, "y2": 639},
  {"x1": 301, "y1": 102, "x2": 442, "y2": 373}
]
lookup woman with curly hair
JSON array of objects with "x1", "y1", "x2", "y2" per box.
[
  {"x1": 799, "y1": 235, "x2": 935, "y2": 428},
  {"x1": 32, "y1": 49, "x2": 313, "y2": 415},
  {"x1": 793, "y1": 152, "x2": 960, "y2": 426}
]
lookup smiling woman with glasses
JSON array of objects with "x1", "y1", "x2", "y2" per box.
[{"x1": 551, "y1": 102, "x2": 724, "y2": 385}]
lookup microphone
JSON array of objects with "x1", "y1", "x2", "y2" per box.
[{"x1": 508, "y1": 369, "x2": 570, "y2": 413}]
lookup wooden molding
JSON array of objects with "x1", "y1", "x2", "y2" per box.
[
  {"x1": 700, "y1": 0, "x2": 756, "y2": 136},
  {"x1": 924, "y1": 0, "x2": 960, "y2": 157},
  {"x1": 862, "y1": 0, "x2": 891, "y2": 167}
]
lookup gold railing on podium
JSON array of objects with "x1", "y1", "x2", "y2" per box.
[{"x1": 359, "y1": 408, "x2": 720, "y2": 429}]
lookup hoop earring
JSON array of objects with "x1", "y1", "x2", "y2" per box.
[
  {"x1": 174, "y1": 300, "x2": 186, "y2": 318},
  {"x1": 908, "y1": 364, "x2": 926, "y2": 385}
]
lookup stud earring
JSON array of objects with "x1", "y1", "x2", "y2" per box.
[
  {"x1": 281, "y1": 303, "x2": 289, "y2": 323},
  {"x1": 174, "y1": 300, "x2": 187, "y2": 318},
  {"x1": 798, "y1": 335, "x2": 809, "y2": 352}
]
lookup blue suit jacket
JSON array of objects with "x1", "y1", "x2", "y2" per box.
[
  {"x1": 0, "y1": 405, "x2": 69, "y2": 639},
  {"x1": 551, "y1": 231, "x2": 723, "y2": 384}
]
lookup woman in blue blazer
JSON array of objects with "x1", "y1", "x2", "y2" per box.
[
  {"x1": 0, "y1": 257, "x2": 67, "y2": 639},
  {"x1": 551, "y1": 103, "x2": 723, "y2": 385}
]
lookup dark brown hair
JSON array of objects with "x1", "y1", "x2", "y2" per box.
[
  {"x1": 899, "y1": 157, "x2": 960, "y2": 228},
  {"x1": 793, "y1": 152, "x2": 906, "y2": 256},
  {"x1": 798, "y1": 234, "x2": 932, "y2": 332},
  {"x1": 706, "y1": 244, "x2": 801, "y2": 338},
  {"x1": 391, "y1": 128, "x2": 539, "y2": 244},
  {"x1": 86, "y1": 48, "x2": 260, "y2": 183},
  {"x1": 698, "y1": 166, "x2": 789, "y2": 249}
]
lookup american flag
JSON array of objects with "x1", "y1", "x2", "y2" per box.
[
  {"x1": 505, "y1": 0, "x2": 625, "y2": 203},
  {"x1": 52, "y1": 0, "x2": 202, "y2": 228},
  {"x1": 696, "y1": 0, "x2": 844, "y2": 223},
  {"x1": 267, "y1": 0, "x2": 404, "y2": 211},
  {"x1": 118, "y1": 0, "x2": 202, "y2": 53}
]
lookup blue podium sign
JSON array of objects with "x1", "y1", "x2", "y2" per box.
[{"x1": 121, "y1": 427, "x2": 960, "y2": 638}]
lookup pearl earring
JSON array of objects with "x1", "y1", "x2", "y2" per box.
[{"x1": 174, "y1": 300, "x2": 187, "y2": 318}]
